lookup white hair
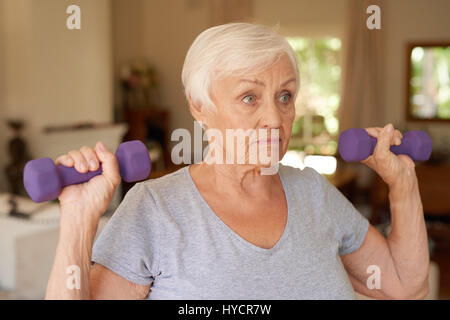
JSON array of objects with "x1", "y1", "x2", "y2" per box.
[{"x1": 181, "y1": 22, "x2": 300, "y2": 112}]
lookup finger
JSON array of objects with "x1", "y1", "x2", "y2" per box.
[
  {"x1": 68, "y1": 150, "x2": 89, "y2": 173},
  {"x1": 80, "y1": 146, "x2": 99, "y2": 171},
  {"x1": 365, "y1": 127, "x2": 382, "y2": 138},
  {"x1": 55, "y1": 154, "x2": 74, "y2": 167},
  {"x1": 382, "y1": 124, "x2": 398, "y2": 146},
  {"x1": 373, "y1": 123, "x2": 395, "y2": 160},
  {"x1": 394, "y1": 129, "x2": 402, "y2": 146},
  {"x1": 95, "y1": 141, "x2": 121, "y2": 187},
  {"x1": 360, "y1": 154, "x2": 374, "y2": 167},
  {"x1": 365, "y1": 126, "x2": 400, "y2": 145}
]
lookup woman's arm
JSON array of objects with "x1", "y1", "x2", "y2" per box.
[
  {"x1": 45, "y1": 208, "x2": 98, "y2": 299},
  {"x1": 45, "y1": 142, "x2": 150, "y2": 299},
  {"x1": 46, "y1": 207, "x2": 150, "y2": 299},
  {"x1": 341, "y1": 181, "x2": 429, "y2": 299},
  {"x1": 90, "y1": 263, "x2": 150, "y2": 299}
]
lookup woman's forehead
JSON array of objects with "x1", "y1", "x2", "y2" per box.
[
  {"x1": 219, "y1": 73, "x2": 297, "y2": 90},
  {"x1": 238, "y1": 60, "x2": 296, "y2": 81},
  {"x1": 235, "y1": 76, "x2": 297, "y2": 87},
  {"x1": 212, "y1": 58, "x2": 297, "y2": 91}
]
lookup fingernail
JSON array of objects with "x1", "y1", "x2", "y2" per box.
[
  {"x1": 79, "y1": 163, "x2": 87, "y2": 171},
  {"x1": 386, "y1": 124, "x2": 393, "y2": 132},
  {"x1": 89, "y1": 160, "x2": 97, "y2": 170},
  {"x1": 97, "y1": 142, "x2": 106, "y2": 152}
]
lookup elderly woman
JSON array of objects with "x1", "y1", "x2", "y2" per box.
[{"x1": 46, "y1": 23, "x2": 429, "y2": 300}]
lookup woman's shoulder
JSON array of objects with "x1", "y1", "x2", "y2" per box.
[
  {"x1": 139, "y1": 166, "x2": 189, "y2": 192},
  {"x1": 137, "y1": 166, "x2": 192, "y2": 202},
  {"x1": 120, "y1": 166, "x2": 188, "y2": 203},
  {"x1": 117, "y1": 166, "x2": 191, "y2": 219}
]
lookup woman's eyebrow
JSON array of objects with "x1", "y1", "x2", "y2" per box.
[
  {"x1": 237, "y1": 77, "x2": 296, "y2": 87},
  {"x1": 281, "y1": 77, "x2": 296, "y2": 87}
]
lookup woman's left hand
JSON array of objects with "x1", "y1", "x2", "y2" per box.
[{"x1": 360, "y1": 123, "x2": 417, "y2": 188}]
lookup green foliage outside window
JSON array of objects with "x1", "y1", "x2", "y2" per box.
[{"x1": 410, "y1": 46, "x2": 450, "y2": 119}]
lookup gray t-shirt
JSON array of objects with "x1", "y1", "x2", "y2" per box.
[{"x1": 92, "y1": 164, "x2": 369, "y2": 299}]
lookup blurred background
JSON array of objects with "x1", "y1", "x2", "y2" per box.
[{"x1": 0, "y1": 0, "x2": 449, "y2": 299}]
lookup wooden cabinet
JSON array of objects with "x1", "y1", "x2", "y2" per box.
[{"x1": 416, "y1": 163, "x2": 450, "y2": 216}]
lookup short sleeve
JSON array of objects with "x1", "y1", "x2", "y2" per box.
[
  {"x1": 91, "y1": 182, "x2": 160, "y2": 285},
  {"x1": 308, "y1": 167, "x2": 370, "y2": 256}
]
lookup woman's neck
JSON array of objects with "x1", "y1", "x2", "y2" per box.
[{"x1": 190, "y1": 162, "x2": 280, "y2": 200}]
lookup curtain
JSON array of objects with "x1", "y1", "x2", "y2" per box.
[
  {"x1": 338, "y1": 0, "x2": 384, "y2": 131},
  {"x1": 338, "y1": 0, "x2": 385, "y2": 188}
]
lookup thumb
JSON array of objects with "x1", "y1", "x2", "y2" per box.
[{"x1": 95, "y1": 141, "x2": 121, "y2": 187}]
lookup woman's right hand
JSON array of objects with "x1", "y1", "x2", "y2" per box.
[{"x1": 55, "y1": 141, "x2": 121, "y2": 224}]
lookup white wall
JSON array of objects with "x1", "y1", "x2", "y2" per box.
[
  {"x1": 0, "y1": 0, "x2": 113, "y2": 192},
  {"x1": 1, "y1": 0, "x2": 113, "y2": 129}
]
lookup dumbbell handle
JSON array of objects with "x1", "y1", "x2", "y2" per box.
[
  {"x1": 56, "y1": 164, "x2": 103, "y2": 187},
  {"x1": 362, "y1": 135, "x2": 411, "y2": 158},
  {"x1": 338, "y1": 128, "x2": 432, "y2": 162}
]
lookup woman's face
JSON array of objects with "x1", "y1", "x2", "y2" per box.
[{"x1": 198, "y1": 54, "x2": 297, "y2": 168}]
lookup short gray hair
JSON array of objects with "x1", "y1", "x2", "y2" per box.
[{"x1": 181, "y1": 22, "x2": 300, "y2": 112}]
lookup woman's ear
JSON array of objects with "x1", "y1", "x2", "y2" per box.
[{"x1": 188, "y1": 95, "x2": 207, "y2": 125}]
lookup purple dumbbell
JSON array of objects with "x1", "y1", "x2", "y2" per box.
[
  {"x1": 23, "y1": 140, "x2": 151, "y2": 202},
  {"x1": 338, "y1": 128, "x2": 432, "y2": 162}
]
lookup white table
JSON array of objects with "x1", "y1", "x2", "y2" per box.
[{"x1": 0, "y1": 193, "x2": 108, "y2": 299}]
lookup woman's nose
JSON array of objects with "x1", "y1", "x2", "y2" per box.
[{"x1": 260, "y1": 101, "x2": 282, "y2": 129}]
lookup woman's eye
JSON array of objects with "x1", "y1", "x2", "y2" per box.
[
  {"x1": 242, "y1": 95, "x2": 256, "y2": 104},
  {"x1": 242, "y1": 92, "x2": 292, "y2": 105},
  {"x1": 280, "y1": 92, "x2": 292, "y2": 104}
]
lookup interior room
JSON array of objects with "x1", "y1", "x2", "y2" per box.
[{"x1": 0, "y1": 0, "x2": 449, "y2": 300}]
